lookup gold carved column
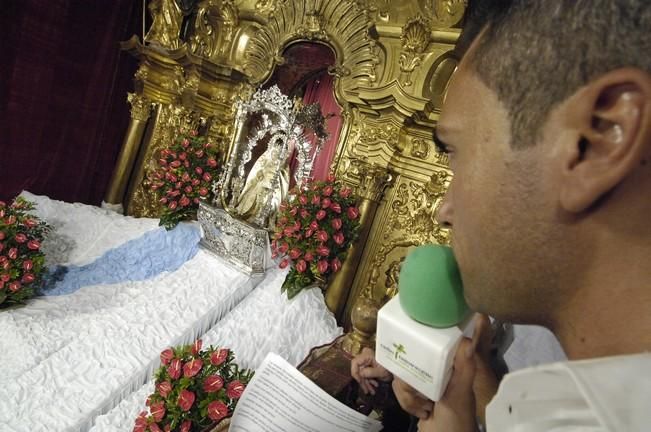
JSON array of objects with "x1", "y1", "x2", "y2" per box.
[
  {"x1": 104, "y1": 93, "x2": 151, "y2": 208},
  {"x1": 325, "y1": 161, "x2": 393, "y2": 318}
]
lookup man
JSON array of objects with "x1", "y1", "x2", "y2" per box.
[{"x1": 411, "y1": 0, "x2": 651, "y2": 430}]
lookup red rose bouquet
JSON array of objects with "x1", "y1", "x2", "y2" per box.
[
  {"x1": 147, "y1": 130, "x2": 220, "y2": 230},
  {"x1": 271, "y1": 176, "x2": 361, "y2": 299},
  {"x1": 134, "y1": 340, "x2": 253, "y2": 432},
  {"x1": 0, "y1": 197, "x2": 50, "y2": 308}
]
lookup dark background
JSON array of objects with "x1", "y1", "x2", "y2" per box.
[{"x1": 0, "y1": 0, "x2": 142, "y2": 204}]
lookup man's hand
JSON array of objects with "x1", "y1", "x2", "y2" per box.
[
  {"x1": 350, "y1": 347, "x2": 392, "y2": 395},
  {"x1": 417, "y1": 313, "x2": 499, "y2": 432},
  {"x1": 392, "y1": 377, "x2": 435, "y2": 419}
]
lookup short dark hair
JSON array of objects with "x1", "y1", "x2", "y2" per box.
[{"x1": 459, "y1": 0, "x2": 651, "y2": 147}]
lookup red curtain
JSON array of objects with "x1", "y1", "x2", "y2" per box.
[
  {"x1": 302, "y1": 73, "x2": 342, "y2": 181},
  {"x1": 0, "y1": 0, "x2": 140, "y2": 204}
]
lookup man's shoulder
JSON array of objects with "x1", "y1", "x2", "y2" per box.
[{"x1": 487, "y1": 353, "x2": 651, "y2": 432}]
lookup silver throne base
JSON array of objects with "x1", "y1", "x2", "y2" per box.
[{"x1": 197, "y1": 201, "x2": 269, "y2": 275}]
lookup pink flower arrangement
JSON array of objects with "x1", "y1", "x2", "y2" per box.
[
  {"x1": 0, "y1": 197, "x2": 50, "y2": 308},
  {"x1": 134, "y1": 340, "x2": 253, "y2": 432},
  {"x1": 147, "y1": 130, "x2": 220, "y2": 230},
  {"x1": 271, "y1": 175, "x2": 361, "y2": 299}
]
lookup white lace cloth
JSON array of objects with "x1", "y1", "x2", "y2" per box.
[
  {"x1": 0, "y1": 193, "x2": 256, "y2": 432},
  {"x1": 90, "y1": 266, "x2": 343, "y2": 432}
]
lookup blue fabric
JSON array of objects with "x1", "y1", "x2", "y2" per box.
[{"x1": 40, "y1": 223, "x2": 201, "y2": 296}]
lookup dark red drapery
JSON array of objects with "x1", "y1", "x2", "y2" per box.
[{"x1": 0, "y1": 0, "x2": 140, "y2": 205}]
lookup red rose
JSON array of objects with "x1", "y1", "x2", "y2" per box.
[
  {"x1": 304, "y1": 252, "x2": 314, "y2": 262},
  {"x1": 180, "y1": 420, "x2": 191, "y2": 432},
  {"x1": 300, "y1": 209, "x2": 309, "y2": 219},
  {"x1": 316, "y1": 210, "x2": 326, "y2": 221},
  {"x1": 339, "y1": 187, "x2": 352, "y2": 198},
  {"x1": 0, "y1": 231, "x2": 5, "y2": 240},
  {"x1": 184, "y1": 186, "x2": 193, "y2": 194},
  {"x1": 134, "y1": 411, "x2": 148, "y2": 430},
  {"x1": 296, "y1": 259, "x2": 307, "y2": 273},
  {"x1": 149, "y1": 423, "x2": 163, "y2": 432},
  {"x1": 0, "y1": 210, "x2": 4, "y2": 218},
  {"x1": 182, "y1": 138, "x2": 190, "y2": 147},
  {"x1": 299, "y1": 195, "x2": 308, "y2": 205},
  {"x1": 21, "y1": 273, "x2": 35, "y2": 284},
  {"x1": 279, "y1": 259, "x2": 289, "y2": 269},
  {"x1": 168, "y1": 201, "x2": 178, "y2": 210},
  {"x1": 5, "y1": 215, "x2": 16, "y2": 225},
  {"x1": 331, "y1": 218, "x2": 342, "y2": 230},
  {"x1": 210, "y1": 348, "x2": 229, "y2": 366},
  {"x1": 179, "y1": 152, "x2": 187, "y2": 161},
  {"x1": 193, "y1": 198, "x2": 200, "y2": 204},
  {"x1": 183, "y1": 358, "x2": 203, "y2": 377},
  {"x1": 327, "y1": 174, "x2": 336, "y2": 182},
  {"x1": 199, "y1": 187, "x2": 209, "y2": 196},
  {"x1": 192, "y1": 179, "x2": 200, "y2": 186},
  {"x1": 304, "y1": 229, "x2": 314, "y2": 238},
  {"x1": 168, "y1": 359, "x2": 182, "y2": 380},
  {"x1": 289, "y1": 249, "x2": 301, "y2": 260},
  {"x1": 347, "y1": 207, "x2": 360, "y2": 219},
  {"x1": 2, "y1": 261, "x2": 10, "y2": 271},
  {"x1": 333, "y1": 232, "x2": 345, "y2": 245},
  {"x1": 309, "y1": 221, "x2": 319, "y2": 230},
  {"x1": 8, "y1": 281, "x2": 21, "y2": 292},
  {"x1": 293, "y1": 220, "x2": 301, "y2": 231},
  {"x1": 207, "y1": 158, "x2": 218, "y2": 168},
  {"x1": 316, "y1": 245, "x2": 330, "y2": 257},
  {"x1": 311, "y1": 195, "x2": 321, "y2": 206},
  {"x1": 158, "y1": 158, "x2": 168, "y2": 167},
  {"x1": 321, "y1": 198, "x2": 332, "y2": 209},
  {"x1": 160, "y1": 349, "x2": 174, "y2": 365},
  {"x1": 203, "y1": 172, "x2": 212, "y2": 182},
  {"x1": 207, "y1": 400, "x2": 229, "y2": 422},
  {"x1": 156, "y1": 381, "x2": 172, "y2": 398},
  {"x1": 179, "y1": 196, "x2": 191, "y2": 207},
  {"x1": 184, "y1": 160, "x2": 190, "y2": 168},
  {"x1": 203, "y1": 375, "x2": 224, "y2": 393},
  {"x1": 159, "y1": 197, "x2": 168, "y2": 204},
  {"x1": 24, "y1": 219, "x2": 37, "y2": 228},
  {"x1": 182, "y1": 173, "x2": 191, "y2": 182},
  {"x1": 8, "y1": 248, "x2": 18, "y2": 259},
  {"x1": 323, "y1": 185, "x2": 334, "y2": 196},
  {"x1": 170, "y1": 160, "x2": 181, "y2": 168},
  {"x1": 177, "y1": 389, "x2": 195, "y2": 411},
  {"x1": 226, "y1": 380, "x2": 246, "y2": 399},
  {"x1": 191, "y1": 339, "x2": 202, "y2": 354},
  {"x1": 316, "y1": 230, "x2": 328, "y2": 242},
  {"x1": 317, "y1": 260, "x2": 329, "y2": 274},
  {"x1": 331, "y1": 258, "x2": 342, "y2": 273},
  {"x1": 278, "y1": 243, "x2": 289, "y2": 254},
  {"x1": 0, "y1": 273, "x2": 9, "y2": 282},
  {"x1": 175, "y1": 182, "x2": 182, "y2": 189},
  {"x1": 190, "y1": 130, "x2": 198, "y2": 136},
  {"x1": 150, "y1": 402, "x2": 165, "y2": 422},
  {"x1": 331, "y1": 202, "x2": 342, "y2": 214},
  {"x1": 195, "y1": 149, "x2": 205, "y2": 158}
]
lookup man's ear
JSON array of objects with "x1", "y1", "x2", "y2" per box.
[{"x1": 559, "y1": 68, "x2": 651, "y2": 213}]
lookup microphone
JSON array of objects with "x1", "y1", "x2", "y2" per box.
[{"x1": 375, "y1": 244, "x2": 474, "y2": 401}]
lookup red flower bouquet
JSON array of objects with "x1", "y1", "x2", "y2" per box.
[
  {"x1": 0, "y1": 197, "x2": 50, "y2": 308},
  {"x1": 147, "y1": 130, "x2": 220, "y2": 230},
  {"x1": 271, "y1": 176, "x2": 361, "y2": 299},
  {"x1": 134, "y1": 340, "x2": 253, "y2": 432}
]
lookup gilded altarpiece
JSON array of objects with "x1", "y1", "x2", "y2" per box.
[{"x1": 106, "y1": 0, "x2": 466, "y2": 336}]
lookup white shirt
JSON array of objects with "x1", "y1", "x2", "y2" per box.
[{"x1": 486, "y1": 353, "x2": 651, "y2": 431}]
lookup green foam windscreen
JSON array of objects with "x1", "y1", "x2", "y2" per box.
[{"x1": 398, "y1": 244, "x2": 469, "y2": 328}]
